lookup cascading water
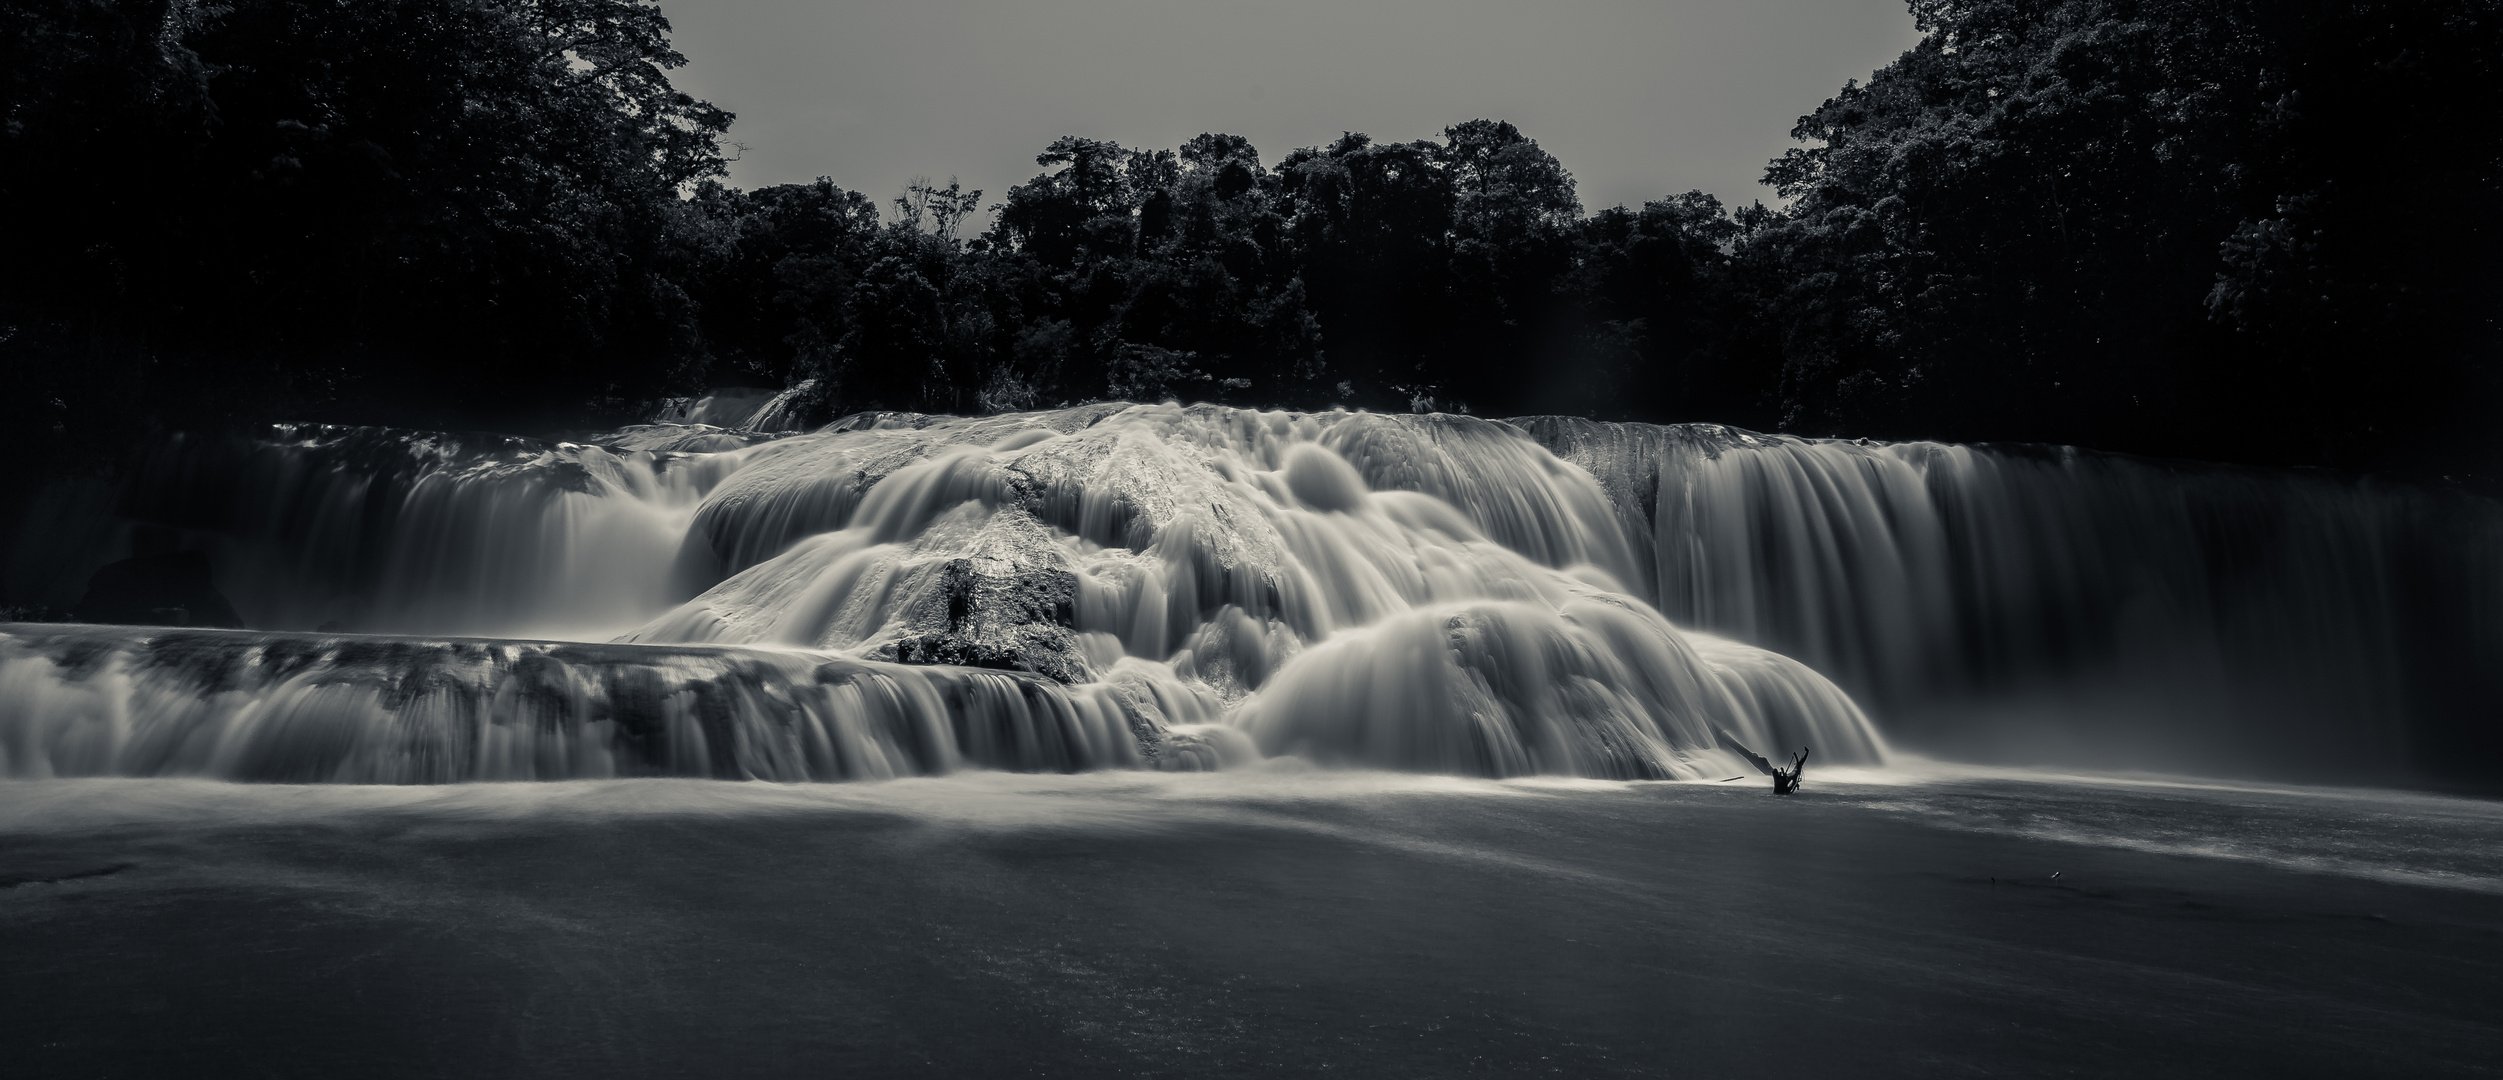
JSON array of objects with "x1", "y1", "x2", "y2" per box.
[
  {"x1": 0, "y1": 625, "x2": 1228, "y2": 783},
  {"x1": 0, "y1": 404, "x2": 1888, "y2": 783},
  {"x1": 7, "y1": 403, "x2": 2495, "y2": 785},
  {"x1": 1518, "y1": 418, "x2": 2503, "y2": 780}
]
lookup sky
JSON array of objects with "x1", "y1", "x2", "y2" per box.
[{"x1": 657, "y1": 0, "x2": 1922, "y2": 218}]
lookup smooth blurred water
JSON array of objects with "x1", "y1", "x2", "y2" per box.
[
  {"x1": 1519, "y1": 417, "x2": 2503, "y2": 778},
  {"x1": 5, "y1": 766, "x2": 2495, "y2": 1077},
  {"x1": 1820, "y1": 762, "x2": 2503, "y2": 894},
  {"x1": 0, "y1": 406, "x2": 1888, "y2": 782},
  {"x1": 4, "y1": 403, "x2": 2495, "y2": 785},
  {"x1": 3, "y1": 765, "x2": 2495, "y2": 896},
  {"x1": 4, "y1": 405, "x2": 2498, "y2": 1080}
]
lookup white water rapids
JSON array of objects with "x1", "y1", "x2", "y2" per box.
[
  {"x1": 2, "y1": 402, "x2": 2493, "y2": 784},
  {"x1": 0, "y1": 405, "x2": 1885, "y2": 782}
]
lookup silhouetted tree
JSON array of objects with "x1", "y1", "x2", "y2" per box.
[
  {"x1": 9, "y1": 0, "x2": 2497, "y2": 489},
  {"x1": 1747, "y1": 0, "x2": 2503, "y2": 471},
  {"x1": 1, "y1": 0, "x2": 733, "y2": 459}
]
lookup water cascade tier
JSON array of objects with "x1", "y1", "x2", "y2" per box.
[
  {"x1": 0, "y1": 624, "x2": 1237, "y2": 782},
  {"x1": 1517, "y1": 418, "x2": 2502, "y2": 778},
  {"x1": 0, "y1": 405, "x2": 1892, "y2": 783},
  {"x1": 10, "y1": 403, "x2": 2493, "y2": 783}
]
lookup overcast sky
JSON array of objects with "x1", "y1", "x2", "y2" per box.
[{"x1": 659, "y1": 0, "x2": 1921, "y2": 217}]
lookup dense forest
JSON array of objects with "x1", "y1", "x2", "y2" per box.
[{"x1": 5, "y1": 0, "x2": 2500, "y2": 486}]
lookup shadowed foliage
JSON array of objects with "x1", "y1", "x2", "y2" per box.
[{"x1": 5, "y1": 0, "x2": 2498, "y2": 485}]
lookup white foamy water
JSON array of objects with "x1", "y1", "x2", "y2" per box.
[
  {"x1": 0, "y1": 405, "x2": 1886, "y2": 783},
  {"x1": 6, "y1": 401, "x2": 2497, "y2": 786}
]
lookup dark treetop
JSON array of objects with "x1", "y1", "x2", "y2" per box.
[{"x1": 5, "y1": 0, "x2": 2499, "y2": 483}]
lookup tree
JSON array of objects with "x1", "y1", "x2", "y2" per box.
[
  {"x1": 1747, "y1": 0, "x2": 2503, "y2": 471},
  {"x1": 1280, "y1": 133, "x2": 1457, "y2": 406},
  {"x1": 0, "y1": 0, "x2": 733, "y2": 460},
  {"x1": 1437, "y1": 120, "x2": 1582, "y2": 412},
  {"x1": 1568, "y1": 193, "x2": 1769, "y2": 424}
]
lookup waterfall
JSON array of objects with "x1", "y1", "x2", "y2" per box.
[
  {"x1": 0, "y1": 405, "x2": 1886, "y2": 783},
  {"x1": 9, "y1": 403, "x2": 2491, "y2": 784},
  {"x1": 1516, "y1": 417, "x2": 2503, "y2": 780},
  {"x1": 0, "y1": 624, "x2": 1242, "y2": 782},
  {"x1": 17, "y1": 424, "x2": 764, "y2": 638}
]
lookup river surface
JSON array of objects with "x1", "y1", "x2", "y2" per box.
[{"x1": 5, "y1": 766, "x2": 2496, "y2": 1077}]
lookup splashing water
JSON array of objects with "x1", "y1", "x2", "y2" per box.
[{"x1": 0, "y1": 404, "x2": 1886, "y2": 783}]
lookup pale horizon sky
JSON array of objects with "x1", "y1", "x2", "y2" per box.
[{"x1": 658, "y1": 0, "x2": 1923, "y2": 218}]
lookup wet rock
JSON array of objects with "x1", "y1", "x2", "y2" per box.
[
  {"x1": 73, "y1": 550, "x2": 244, "y2": 628},
  {"x1": 885, "y1": 557, "x2": 1090, "y2": 684}
]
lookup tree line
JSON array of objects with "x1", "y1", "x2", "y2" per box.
[{"x1": 5, "y1": 0, "x2": 2498, "y2": 483}]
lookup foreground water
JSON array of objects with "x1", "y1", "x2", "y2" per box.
[{"x1": 2, "y1": 768, "x2": 2495, "y2": 1077}]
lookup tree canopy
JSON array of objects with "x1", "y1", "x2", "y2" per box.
[
  {"x1": 1750, "y1": 0, "x2": 2503, "y2": 467},
  {"x1": 5, "y1": 0, "x2": 2498, "y2": 483},
  {"x1": 2, "y1": 0, "x2": 731, "y2": 453}
]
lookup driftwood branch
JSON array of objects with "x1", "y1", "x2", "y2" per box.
[
  {"x1": 1772, "y1": 746, "x2": 1811, "y2": 795},
  {"x1": 1715, "y1": 728, "x2": 1812, "y2": 794}
]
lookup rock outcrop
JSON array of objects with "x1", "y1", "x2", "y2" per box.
[{"x1": 884, "y1": 556, "x2": 1087, "y2": 684}]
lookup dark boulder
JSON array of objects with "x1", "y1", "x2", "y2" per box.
[
  {"x1": 73, "y1": 550, "x2": 245, "y2": 628},
  {"x1": 885, "y1": 557, "x2": 1090, "y2": 684}
]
